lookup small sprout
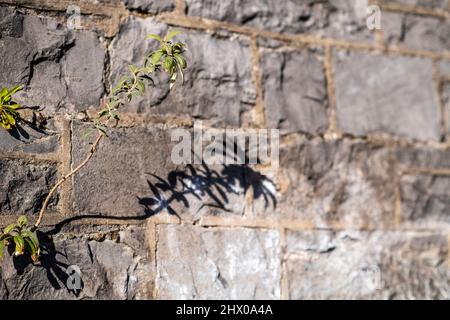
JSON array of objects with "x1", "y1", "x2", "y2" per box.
[{"x1": 0, "y1": 215, "x2": 40, "y2": 262}]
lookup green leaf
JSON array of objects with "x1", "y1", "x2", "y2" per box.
[
  {"x1": 0, "y1": 240, "x2": 4, "y2": 262},
  {"x1": 146, "y1": 34, "x2": 162, "y2": 42},
  {"x1": 163, "y1": 57, "x2": 175, "y2": 73},
  {"x1": 24, "y1": 238, "x2": 38, "y2": 262},
  {"x1": 22, "y1": 229, "x2": 39, "y2": 251},
  {"x1": 174, "y1": 53, "x2": 187, "y2": 69},
  {"x1": 164, "y1": 30, "x2": 182, "y2": 42},
  {"x1": 17, "y1": 215, "x2": 27, "y2": 227},
  {"x1": 128, "y1": 64, "x2": 138, "y2": 75},
  {"x1": 13, "y1": 236, "x2": 25, "y2": 256},
  {"x1": 150, "y1": 50, "x2": 164, "y2": 66},
  {"x1": 4, "y1": 223, "x2": 16, "y2": 234}
]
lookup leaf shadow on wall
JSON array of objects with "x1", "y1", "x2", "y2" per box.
[
  {"x1": 5, "y1": 143, "x2": 277, "y2": 296},
  {"x1": 138, "y1": 137, "x2": 278, "y2": 217},
  {"x1": 5, "y1": 230, "x2": 83, "y2": 298},
  {"x1": 138, "y1": 162, "x2": 277, "y2": 218}
]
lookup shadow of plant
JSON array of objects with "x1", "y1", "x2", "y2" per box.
[
  {"x1": 4, "y1": 231, "x2": 82, "y2": 297},
  {"x1": 138, "y1": 163, "x2": 277, "y2": 217}
]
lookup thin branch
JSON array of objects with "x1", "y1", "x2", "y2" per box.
[{"x1": 34, "y1": 133, "x2": 104, "y2": 228}]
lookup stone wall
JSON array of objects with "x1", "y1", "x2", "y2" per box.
[{"x1": 0, "y1": 0, "x2": 450, "y2": 299}]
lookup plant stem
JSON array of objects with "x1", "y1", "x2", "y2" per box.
[{"x1": 34, "y1": 133, "x2": 104, "y2": 228}]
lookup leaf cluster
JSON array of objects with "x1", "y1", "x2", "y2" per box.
[
  {"x1": 0, "y1": 216, "x2": 40, "y2": 263},
  {"x1": 0, "y1": 85, "x2": 22, "y2": 129},
  {"x1": 93, "y1": 30, "x2": 187, "y2": 137}
]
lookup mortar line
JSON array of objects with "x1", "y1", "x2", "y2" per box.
[
  {"x1": 279, "y1": 225, "x2": 288, "y2": 300},
  {"x1": 432, "y1": 59, "x2": 447, "y2": 143},
  {"x1": 156, "y1": 13, "x2": 450, "y2": 60},
  {"x1": 249, "y1": 36, "x2": 267, "y2": 128},
  {"x1": 374, "y1": 1, "x2": 450, "y2": 19},
  {"x1": 59, "y1": 116, "x2": 73, "y2": 218},
  {"x1": 323, "y1": 45, "x2": 340, "y2": 138},
  {"x1": 146, "y1": 220, "x2": 158, "y2": 300},
  {"x1": 174, "y1": 0, "x2": 186, "y2": 16}
]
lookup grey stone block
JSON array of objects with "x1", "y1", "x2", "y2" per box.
[
  {"x1": 0, "y1": 159, "x2": 58, "y2": 215},
  {"x1": 260, "y1": 48, "x2": 328, "y2": 134},
  {"x1": 333, "y1": 50, "x2": 440, "y2": 141},
  {"x1": 285, "y1": 230, "x2": 449, "y2": 299},
  {"x1": 109, "y1": 17, "x2": 255, "y2": 127},
  {"x1": 156, "y1": 224, "x2": 281, "y2": 299}
]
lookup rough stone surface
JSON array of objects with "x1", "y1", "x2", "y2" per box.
[
  {"x1": 1, "y1": 0, "x2": 450, "y2": 301},
  {"x1": 156, "y1": 224, "x2": 281, "y2": 299},
  {"x1": 444, "y1": 83, "x2": 450, "y2": 135},
  {"x1": 0, "y1": 118, "x2": 60, "y2": 155},
  {"x1": 385, "y1": 0, "x2": 449, "y2": 9},
  {"x1": 72, "y1": 123, "x2": 246, "y2": 219},
  {"x1": 285, "y1": 230, "x2": 449, "y2": 299},
  {"x1": 396, "y1": 146, "x2": 450, "y2": 169},
  {"x1": 333, "y1": 50, "x2": 440, "y2": 141},
  {"x1": 260, "y1": 48, "x2": 328, "y2": 134},
  {"x1": 440, "y1": 60, "x2": 450, "y2": 78},
  {"x1": 400, "y1": 174, "x2": 450, "y2": 225},
  {"x1": 0, "y1": 225, "x2": 152, "y2": 299},
  {"x1": 110, "y1": 17, "x2": 255, "y2": 127},
  {"x1": 254, "y1": 138, "x2": 396, "y2": 228},
  {"x1": 123, "y1": 0, "x2": 175, "y2": 13},
  {"x1": 185, "y1": 0, "x2": 375, "y2": 42},
  {"x1": 382, "y1": 12, "x2": 450, "y2": 52},
  {"x1": 0, "y1": 8, "x2": 105, "y2": 114},
  {"x1": 0, "y1": 159, "x2": 58, "y2": 215}
]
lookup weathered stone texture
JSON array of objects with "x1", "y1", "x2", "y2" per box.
[
  {"x1": 156, "y1": 224, "x2": 281, "y2": 299},
  {"x1": 0, "y1": 118, "x2": 60, "y2": 155},
  {"x1": 185, "y1": 0, "x2": 374, "y2": 42},
  {"x1": 285, "y1": 230, "x2": 449, "y2": 299},
  {"x1": 72, "y1": 123, "x2": 246, "y2": 219},
  {"x1": 440, "y1": 60, "x2": 450, "y2": 78},
  {"x1": 400, "y1": 174, "x2": 450, "y2": 225},
  {"x1": 254, "y1": 138, "x2": 396, "y2": 228},
  {"x1": 0, "y1": 159, "x2": 57, "y2": 215},
  {"x1": 260, "y1": 48, "x2": 328, "y2": 134},
  {"x1": 333, "y1": 50, "x2": 440, "y2": 141},
  {"x1": 123, "y1": 0, "x2": 175, "y2": 13},
  {"x1": 396, "y1": 145, "x2": 450, "y2": 226},
  {"x1": 382, "y1": 12, "x2": 450, "y2": 52},
  {"x1": 0, "y1": 225, "x2": 152, "y2": 299},
  {"x1": 0, "y1": 7, "x2": 105, "y2": 114},
  {"x1": 110, "y1": 17, "x2": 255, "y2": 127},
  {"x1": 383, "y1": 0, "x2": 449, "y2": 9}
]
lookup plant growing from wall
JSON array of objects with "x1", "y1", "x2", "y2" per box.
[{"x1": 0, "y1": 31, "x2": 187, "y2": 262}]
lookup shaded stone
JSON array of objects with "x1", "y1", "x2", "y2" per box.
[
  {"x1": 253, "y1": 138, "x2": 396, "y2": 228},
  {"x1": 384, "y1": 0, "x2": 449, "y2": 10},
  {"x1": 382, "y1": 12, "x2": 450, "y2": 52},
  {"x1": 0, "y1": 159, "x2": 58, "y2": 215},
  {"x1": 396, "y1": 146, "x2": 450, "y2": 169},
  {"x1": 333, "y1": 50, "x2": 440, "y2": 141},
  {"x1": 0, "y1": 225, "x2": 152, "y2": 299},
  {"x1": 185, "y1": 0, "x2": 375, "y2": 42},
  {"x1": 156, "y1": 224, "x2": 281, "y2": 299},
  {"x1": 0, "y1": 10, "x2": 105, "y2": 114},
  {"x1": 444, "y1": 83, "x2": 450, "y2": 135},
  {"x1": 0, "y1": 6, "x2": 24, "y2": 38},
  {"x1": 72, "y1": 123, "x2": 246, "y2": 219},
  {"x1": 400, "y1": 174, "x2": 450, "y2": 225},
  {"x1": 62, "y1": 31, "x2": 106, "y2": 108},
  {"x1": 123, "y1": 0, "x2": 175, "y2": 13},
  {"x1": 285, "y1": 230, "x2": 449, "y2": 299},
  {"x1": 109, "y1": 17, "x2": 255, "y2": 126},
  {"x1": 440, "y1": 60, "x2": 450, "y2": 78},
  {"x1": 260, "y1": 48, "x2": 328, "y2": 134}
]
